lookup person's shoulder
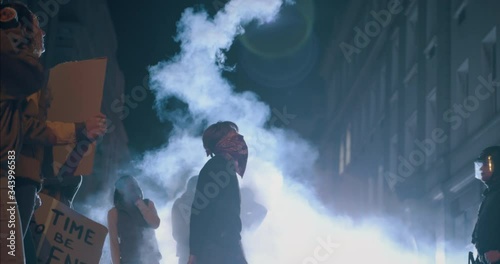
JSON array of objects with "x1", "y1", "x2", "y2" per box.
[
  {"x1": 200, "y1": 155, "x2": 227, "y2": 175},
  {"x1": 143, "y1": 198, "x2": 158, "y2": 208},
  {"x1": 207, "y1": 155, "x2": 229, "y2": 167},
  {"x1": 108, "y1": 207, "x2": 117, "y2": 218}
]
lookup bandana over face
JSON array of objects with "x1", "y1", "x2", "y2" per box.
[{"x1": 212, "y1": 130, "x2": 248, "y2": 177}]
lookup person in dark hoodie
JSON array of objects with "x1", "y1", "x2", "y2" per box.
[
  {"x1": 188, "y1": 121, "x2": 248, "y2": 264},
  {"x1": 471, "y1": 146, "x2": 500, "y2": 264},
  {"x1": 108, "y1": 176, "x2": 162, "y2": 264}
]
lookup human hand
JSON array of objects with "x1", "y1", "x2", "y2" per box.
[
  {"x1": 485, "y1": 250, "x2": 500, "y2": 264},
  {"x1": 34, "y1": 193, "x2": 42, "y2": 210},
  {"x1": 187, "y1": 255, "x2": 196, "y2": 264},
  {"x1": 85, "y1": 113, "x2": 107, "y2": 139}
]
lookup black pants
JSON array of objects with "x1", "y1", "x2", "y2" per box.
[
  {"x1": 15, "y1": 181, "x2": 38, "y2": 264},
  {"x1": 198, "y1": 241, "x2": 247, "y2": 264},
  {"x1": 15, "y1": 182, "x2": 37, "y2": 237}
]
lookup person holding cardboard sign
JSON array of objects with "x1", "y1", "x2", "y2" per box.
[
  {"x1": 108, "y1": 176, "x2": 162, "y2": 264},
  {"x1": 1, "y1": 2, "x2": 108, "y2": 263},
  {"x1": 1, "y1": 2, "x2": 52, "y2": 262}
]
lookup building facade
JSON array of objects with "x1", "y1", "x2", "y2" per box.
[{"x1": 319, "y1": 0, "x2": 499, "y2": 262}]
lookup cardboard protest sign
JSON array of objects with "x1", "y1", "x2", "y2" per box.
[
  {"x1": 30, "y1": 193, "x2": 108, "y2": 264},
  {"x1": 46, "y1": 58, "x2": 108, "y2": 176}
]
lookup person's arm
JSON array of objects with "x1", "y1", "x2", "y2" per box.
[
  {"x1": 45, "y1": 121, "x2": 79, "y2": 145},
  {"x1": 135, "y1": 199, "x2": 160, "y2": 229},
  {"x1": 25, "y1": 112, "x2": 107, "y2": 146},
  {"x1": 23, "y1": 116, "x2": 57, "y2": 146},
  {"x1": 107, "y1": 208, "x2": 121, "y2": 264}
]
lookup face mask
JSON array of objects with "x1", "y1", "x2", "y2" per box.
[{"x1": 475, "y1": 155, "x2": 494, "y2": 180}]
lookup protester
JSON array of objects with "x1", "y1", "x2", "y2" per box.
[
  {"x1": 108, "y1": 176, "x2": 162, "y2": 264},
  {"x1": 188, "y1": 121, "x2": 248, "y2": 264}
]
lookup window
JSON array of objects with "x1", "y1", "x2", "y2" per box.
[
  {"x1": 389, "y1": 135, "x2": 398, "y2": 179},
  {"x1": 380, "y1": 65, "x2": 387, "y2": 113},
  {"x1": 391, "y1": 29, "x2": 400, "y2": 90},
  {"x1": 451, "y1": 59, "x2": 468, "y2": 146},
  {"x1": 406, "y1": 8, "x2": 418, "y2": 68},
  {"x1": 368, "y1": 177, "x2": 374, "y2": 208},
  {"x1": 346, "y1": 126, "x2": 352, "y2": 165},
  {"x1": 377, "y1": 165, "x2": 385, "y2": 210},
  {"x1": 370, "y1": 88, "x2": 377, "y2": 125},
  {"x1": 454, "y1": 2, "x2": 467, "y2": 25},
  {"x1": 339, "y1": 140, "x2": 345, "y2": 174},
  {"x1": 425, "y1": 37, "x2": 438, "y2": 93},
  {"x1": 482, "y1": 27, "x2": 497, "y2": 80},
  {"x1": 425, "y1": 88, "x2": 437, "y2": 168},
  {"x1": 404, "y1": 112, "x2": 417, "y2": 157},
  {"x1": 457, "y1": 7, "x2": 466, "y2": 25},
  {"x1": 426, "y1": 0, "x2": 437, "y2": 40},
  {"x1": 404, "y1": 67, "x2": 418, "y2": 118},
  {"x1": 425, "y1": 37, "x2": 437, "y2": 60},
  {"x1": 457, "y1": 60, "x2": 469, "y2": 98},
  {"x1": 390, "y1": 91, "x2": 399, "y2": 135},
  {"x1": 480, "y1": 27, "x2": 497, "y2": 116}
]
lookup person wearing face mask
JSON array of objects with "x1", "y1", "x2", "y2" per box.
[
  {"x1": 1, "y1": 2, "x2": 107, "y2": 263},
  {"x1": 1, "y1": 3, "x2": 55, "y2": 262},
  {"x1": 471, "y1": 146, "x2": 500, "y2": 264},
  {"x1": 107, "y1": 176, "x2": 162, "y2": 264},
  {"x1": 188, "y1": 121, "x2": 248, "y2": 264}
]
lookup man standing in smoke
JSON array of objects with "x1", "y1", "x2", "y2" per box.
[
  {"x1": 188, "y1": 121, "x2": 248, "y2": 264},
  {"x1": 471, "y1": 146, "x2": 500, "y2": 264}
]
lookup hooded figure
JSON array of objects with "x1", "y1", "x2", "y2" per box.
[
  {"x1": 108, "y1": 176, "x2": 162, "y2": 264},
  {"x1": 188, "y1": 121, "x2": 248, "y2": 264},
  {"x1": 471, "y1": 146, "x2": 500, "y2": 264}
]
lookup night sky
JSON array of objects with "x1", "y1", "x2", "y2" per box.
[{"x1": 107, "y1": 0, "x2": 345, "y2": 154}]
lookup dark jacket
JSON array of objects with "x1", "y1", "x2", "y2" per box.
[
  {"x1": 472, "y1": 179, "x2": 500, "y2": 256},
  {"x1": 189, "y1": 155, "x2": 243, "y2": 257}
]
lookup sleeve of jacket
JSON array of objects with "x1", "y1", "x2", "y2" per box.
[
  {"x1": 189, "y1": 162, "x2": 217, "y2": 256},
  {"x1": 45, "y1": 121, "x2": 78, "y2": 145},
  {"x1": 23, "y1": 119, "x2": 84, "y2": 146},
  {"x1": 22, "y1": 116, "x2": 57, "y2": 146},
  {"x1": 0, "y1": 29, "x2": 45, "y2": 98}
]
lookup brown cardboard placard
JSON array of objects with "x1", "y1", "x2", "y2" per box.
[
  {"x1": 46, "y1": 58, "x2": 107, "y2": 176},
  {"x1": 30, "y1": 193, "x2": 108, "y2": 264}
]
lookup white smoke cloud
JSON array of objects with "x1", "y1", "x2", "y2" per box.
[{"x1": 133, "y1": 0, "x2": 438, "y2": 263}]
